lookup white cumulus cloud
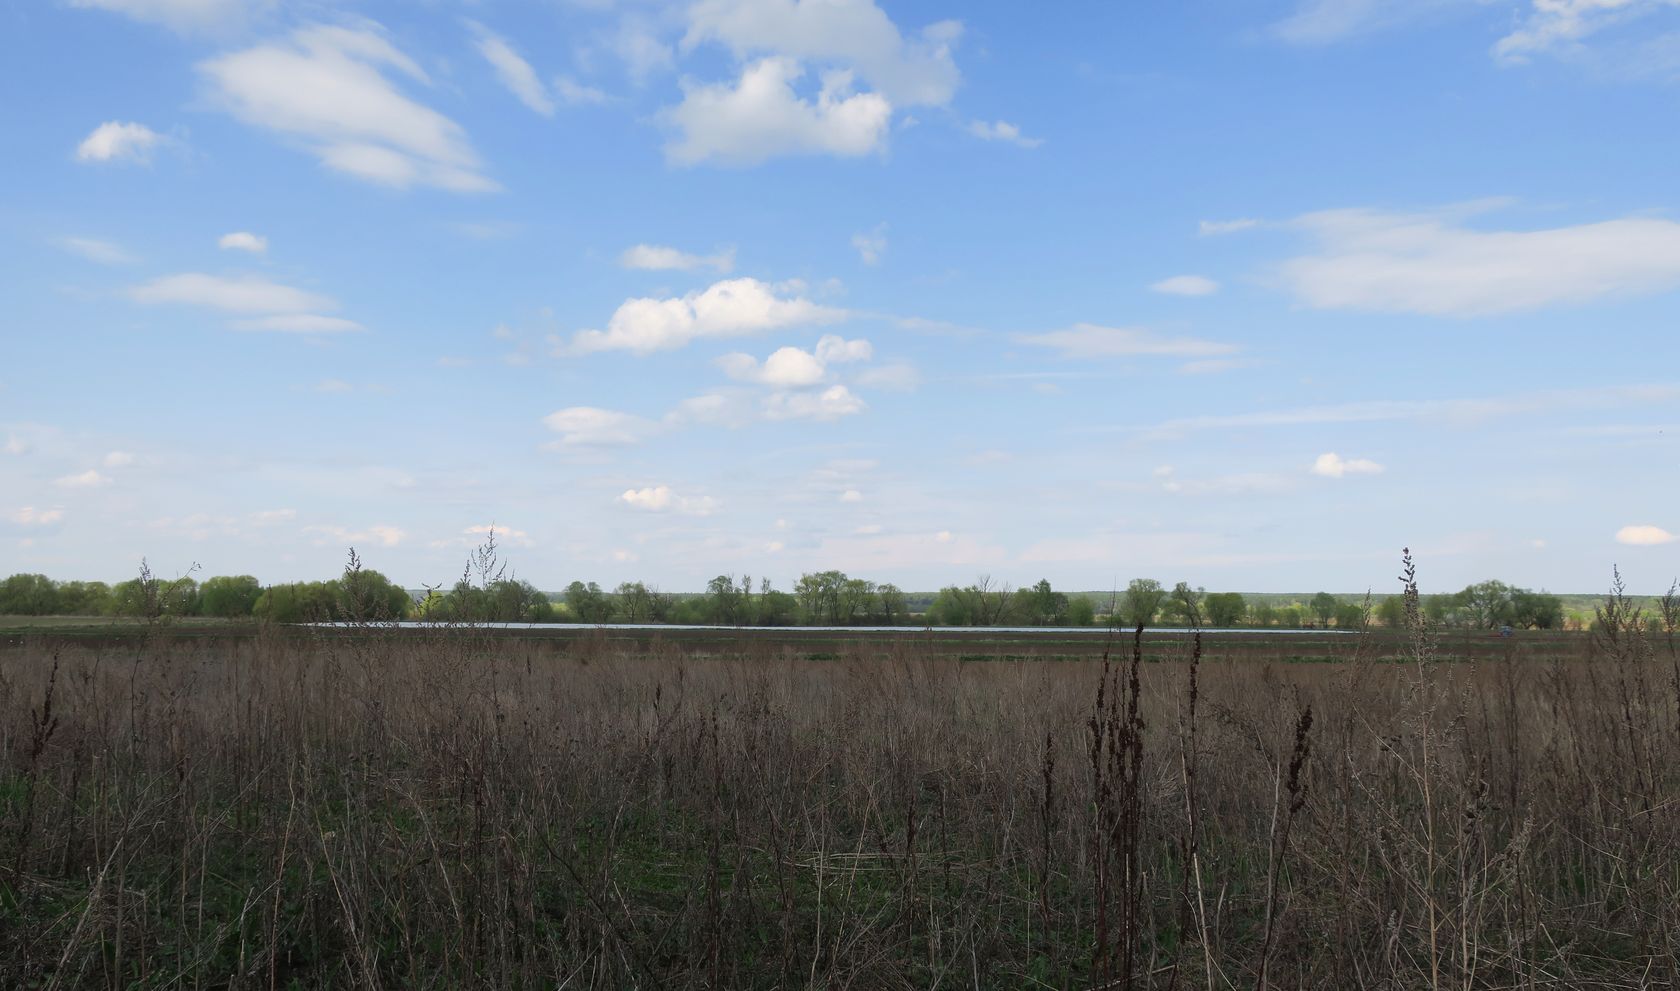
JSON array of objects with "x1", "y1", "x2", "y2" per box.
[
  {"x1": 199, "y1": 23, "x2": 495, "y2": 192},
  {"x1": 763, "y1": 383, "x2": 866, "y2": 420},
  {"x1": 1615, "y1": 524, "x2": 1675, "y2": 546},
  {"x1": 566, "y1": 277, "x2": 844, "y2": 355},
  {"x1": 75, "y1": 121, "x2": 163, "y2": 163},
  {"x1": 683, "y1": 0, "x2": 962, "y2": 106},
  {"x1": 663, "y1": 57, "x2": 892, "y2": 166},
  {"x1": 965, "y1": 119, "x2": 1041, "y2": 148},
  {"x1": 717, "y1": 334, "x2": 872, "y2": 386},
  {"x1": 620, "y1": 485, "x2": 720, "y2": 515},
  {"x1": 219, "y1": 231, "x2": 268, "y2": 253},
  {"x1": 1311, "y1": 452, "x2": 1385, "y2": 478}
]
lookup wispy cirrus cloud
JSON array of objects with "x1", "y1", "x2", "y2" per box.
[
  {"x1": 619, "y1": 243, "x2": 735, "y2": 273},
  {"x1": 70, "y1": 0, "x2": 261, "y2": 34},
  {"x1": 56, "y1": 236, "x2": 136, "y2": 265},
  {"x1": 542, "y1": 407, "x2": 661, "y2": 446},
  {"x1": 10, "y1": 506, "x2": 66, "y2": 527},
  {"x1": 851, "y1": 223, "x2": 887, "y2": 265},
  {"x1": 129, "y1": 273, "x2": 362, "y2": 333},
  {"x1": 75, "y1": 121, "x2": 163, "y2": 164},
  {"x1": 1130, "y1": 383, "x2": 1680, "y2": 439},
  {"x1": 1013, "y1": 323, "x2": 1238, "y2": 359},
  {"x1": 199, "y1": 23, "x2": 496, "y2": 192},
  {"x1": 55, "y1": 469, "x2": 113, "y2": 489},
  {"x1": 131, "y1": 273, "x2": 331, "y2": 313},
  {"x1": 1151, "y1": 274, "x2": 1219, "y2": 296},
  {"x1": 1495, "y1": 0, "x2": 1680, "y2": 64},
  {"x1": 302, "y1": 523, "x2": 406, "y2": 547},
  {"x1": 470, "y1": 21, "x2": 555, "y2": 116},
  {"x1": 1199, "y1": 218, "x2": 1259, "y2": 236},
  {"x1": 1274, "y1": 203, "x2": 1680, "y2": 316}
]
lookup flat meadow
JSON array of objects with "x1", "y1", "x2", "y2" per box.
[{"x1": 1, "y1": 581, "x2": 1677, "y2": 990}]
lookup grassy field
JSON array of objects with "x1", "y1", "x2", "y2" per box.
[{"x1": 1, "y1": 592, "x2": 1677, "y2": 989}]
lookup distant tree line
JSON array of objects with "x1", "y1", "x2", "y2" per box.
[{"x1": 0, "y1": 569, "x2": 1576, "y2": 630}]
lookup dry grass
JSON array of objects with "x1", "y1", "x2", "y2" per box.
[{"x1": 1, "y1": 583, "x2": 1677, "y2": 989}]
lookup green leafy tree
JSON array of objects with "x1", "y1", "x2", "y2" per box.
[
  {"x1": 877, "y1": 584, "x2": 908, "y2": 625},
  {"x1": 414, "y1": 589, "x2": 450, "y2": 620},
  {"x1": 1425, "y1": 593, "x2": 1464, "y2": 627},
  {"x1": 336, "y1": 567, "x2": 410, "y2": 622},
  {"x1": 925, "y1": 586, "x2": 972, "y2": 626},
  {"x1": 1510, "y1": 589, "x2": 1564, "y2": 629},
  {"x1": 1459, "y1": 579, "x2": 1516, "y2": 629},
  {"x1": 759, "y1": 589, "x2": 798, "y2": 626},
  {"x1": 1251, "y1": 601, "x2": 1277, "y2": 627},
  {"x1": 839, "y1": 578, "x2": 878, "y2": 624},
  {"x1": 566, "y1": 581, "x2": 615, "y2": 624},
  {"x1": 1017, "y1": 579, "x2": 1069, "y2": 626},
  {"x1": 0, "y1": 574, "x2": 60, "y2": 615},
  {"x1": 55, "y1": 580, "x2": 112, "y2": 616},
  {"x1": 200, "y1": 575, "x2": 263, "y2": 618},
  {"x1": 704, "y1": 574, "x2": 751, "y2": 625},
  {"x1": 1066, "y1": 595, "x2": 1096, "y2": 627},
  {"x1": 253, "y1": 581, "x2": 341, "y2": 623},
  {"x1": 616, "y1": 581, "x2": 655, "y2": 622},
  {"x1": 1374, "y1": 595, "x2": 1407, "y2": 628},
  {"x1": 951, "y1": 576, "x2": 1013, "y2": 626},
  {"x1": 1161, "y1": 582, "x2": 1204, "y2": 626},
  {"x1": 1334, "y1": 602, "x2": 1367, "y2": 630},
  {"x1": 1309, "y1": 592, "x2": 1339, "y2": 627},
  {"x1": 483, "y1": 579, "x2": 551, "y2": 622},
  {"x1": 795, "y1": 571, "x2": 848, "y2": 624},
  {"x1": 1203, "y1": 592, "x2": 1247, "y2": 627},
  {"x1": 1121, "y1": 579, "x2": 1165, "y2": 627}
]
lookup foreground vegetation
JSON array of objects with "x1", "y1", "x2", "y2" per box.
[{"x1": 2, "y1": 555, "x2": 1677, "y2": 988}]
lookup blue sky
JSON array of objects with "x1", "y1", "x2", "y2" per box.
[{"x1": 4, "y1": 0, "x2": 1680, "y2": 593}]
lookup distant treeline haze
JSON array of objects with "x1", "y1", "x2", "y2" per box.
[{"x1": 0, "y1": 563, "x2": 1593, "y2": 630}]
